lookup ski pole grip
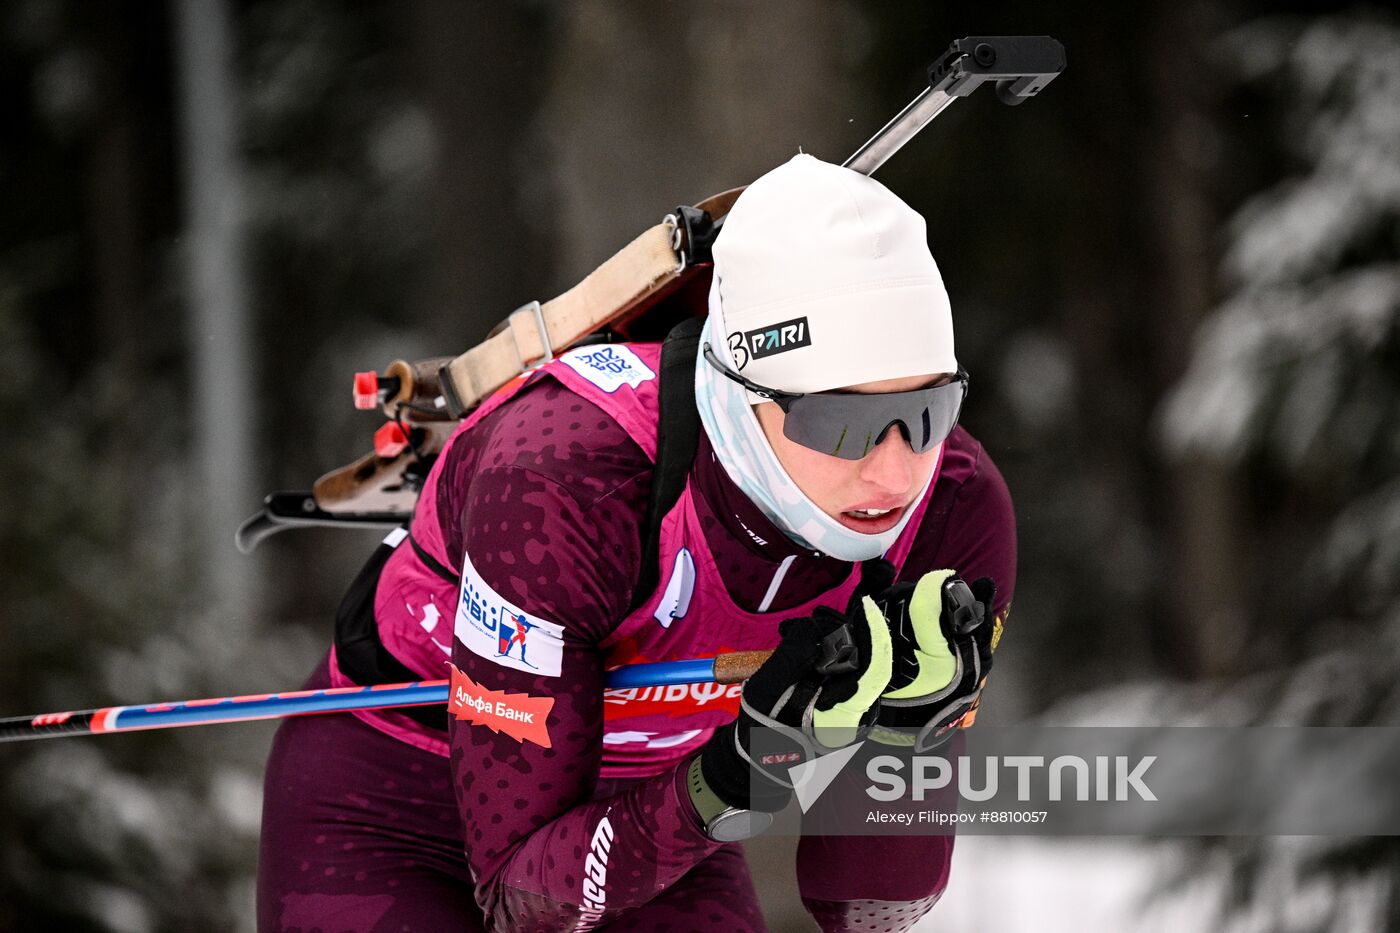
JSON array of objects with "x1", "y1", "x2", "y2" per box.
[
  {"x1": 814, "y1": 624, "x2": 859, "y2": 677},
  {"x1": 942, "y1": 578, "x2": 987, "y2": 636}
]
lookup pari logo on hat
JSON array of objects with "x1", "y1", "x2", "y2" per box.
[{"x1": 729, "y1": 317, "x2": 812, "y2": 371}]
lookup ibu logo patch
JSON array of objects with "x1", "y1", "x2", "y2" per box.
[
  {"x1": 456, "y1": 551, "x2": 565, "y2": 677},
  {"x1": 561, "y1": 345, "x2": 656, "y2": 393},
  {"x1": 730, "y1": 317, "x2": 811, "y2": 370}
]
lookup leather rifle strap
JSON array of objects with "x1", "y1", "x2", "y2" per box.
[{"x1": 437, "y1": 222, "x2": 682, "y2": 416}]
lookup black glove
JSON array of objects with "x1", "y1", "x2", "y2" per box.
[
  {"x1": 695, "y1": 560, "x2": 897, "y2": 813},
  {"x1": 871, "y1": 570, "x2": 997, "y2": 752}
]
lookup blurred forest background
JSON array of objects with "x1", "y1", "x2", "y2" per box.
[{"x1": 1, "y1": 1, "x2": 1397, "y2": 931}]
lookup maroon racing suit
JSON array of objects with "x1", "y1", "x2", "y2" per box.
[{"x1": 258, "y1": 348, "x2": 1017, "y2": 932}]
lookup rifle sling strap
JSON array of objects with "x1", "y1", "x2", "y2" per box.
[
  {"x1": 333, "y1": 530, "x2": 450, "y2": 733},
  {"x1": 630, "y1": 316, "x2": 704, "y2": 612},
  {"x1": 437, "y1": 223, "x2": 683, "y2": 416}
]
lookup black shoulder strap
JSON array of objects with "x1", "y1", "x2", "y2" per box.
[
  {"x1": 629, "y1": 316, "x2": 704, "y2": 612},
  {"x1": 333, "y1": 529, "x2": 448, "y2": 733},
  {"x1": 408, "y1": 529, "x2": 457, "y2": 584}
]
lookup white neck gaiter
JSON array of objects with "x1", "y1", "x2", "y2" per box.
[{"x1": 693, "y1": 310, "x2": 936, "y2": 562}]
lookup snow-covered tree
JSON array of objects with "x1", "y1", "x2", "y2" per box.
[{"x1": 1158, "y1": 12, "x2": 1400, "y2": 930}]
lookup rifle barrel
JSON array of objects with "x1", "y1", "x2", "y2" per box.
[{"x1": 843, "y1": 87, "x2": 956, "y2": 176}]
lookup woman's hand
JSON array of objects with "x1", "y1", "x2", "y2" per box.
[
  {"x1": 870, "y1": 569, "x2": 997, "y2": 751},
  {"x1": 694, "y1": 560, "x2": 896, "y2": 815}
]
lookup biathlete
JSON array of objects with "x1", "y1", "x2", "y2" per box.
[{"x1": 258, "y1": 153, "x2": 1017, "y2": 932}]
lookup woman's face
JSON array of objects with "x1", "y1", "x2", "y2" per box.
[{"x1": 752, "y1": 373, "x2": 949, "y2": 536}]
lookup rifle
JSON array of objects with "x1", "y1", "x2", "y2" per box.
[{"x1": 236, "y1": 36, "x2": 1064, "y2": 553}]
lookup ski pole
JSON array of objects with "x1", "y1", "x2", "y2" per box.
[{"x1": 0, "y1": 650, "x2": 773, "y2": 744}]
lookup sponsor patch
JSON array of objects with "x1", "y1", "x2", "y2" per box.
[
  {"x1": 560, "y1": 345, "x2": 656, "y2": 393},
  {"x1": 448, "y1": 665, "x2": 554, "y2": 748},
  {"x1": 603, "y1": 681, "x2": 743, "y2": 720},
  {"x1": 729, "y1": 316, "x2": 811, "y2": 369},
  {"x1": 456, "y1": 551, "x2": 565, "y2": 677},
  {"x1": 652, "y1": 548, "x2": 695, "y2": 629}
]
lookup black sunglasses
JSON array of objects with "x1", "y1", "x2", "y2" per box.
[{"x1": 702, "y1": 342, "x2": 968, "y2": 460}]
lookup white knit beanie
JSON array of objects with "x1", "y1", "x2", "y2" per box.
[{"x1": 710, "y1": 153, "x2": 957, "y2": 394}]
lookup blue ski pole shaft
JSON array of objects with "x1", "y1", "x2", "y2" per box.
[{"x1": 0, "y1": 650, "x2": 771, "y2": 743}]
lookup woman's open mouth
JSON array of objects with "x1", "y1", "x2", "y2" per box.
[{"x1": 835, "y1": 504, "x2": 906, "y2": 534}]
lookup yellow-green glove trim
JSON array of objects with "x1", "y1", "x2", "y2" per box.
[{"x1": 883, "y1": 569, "x2": 958, "y2": 700}]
